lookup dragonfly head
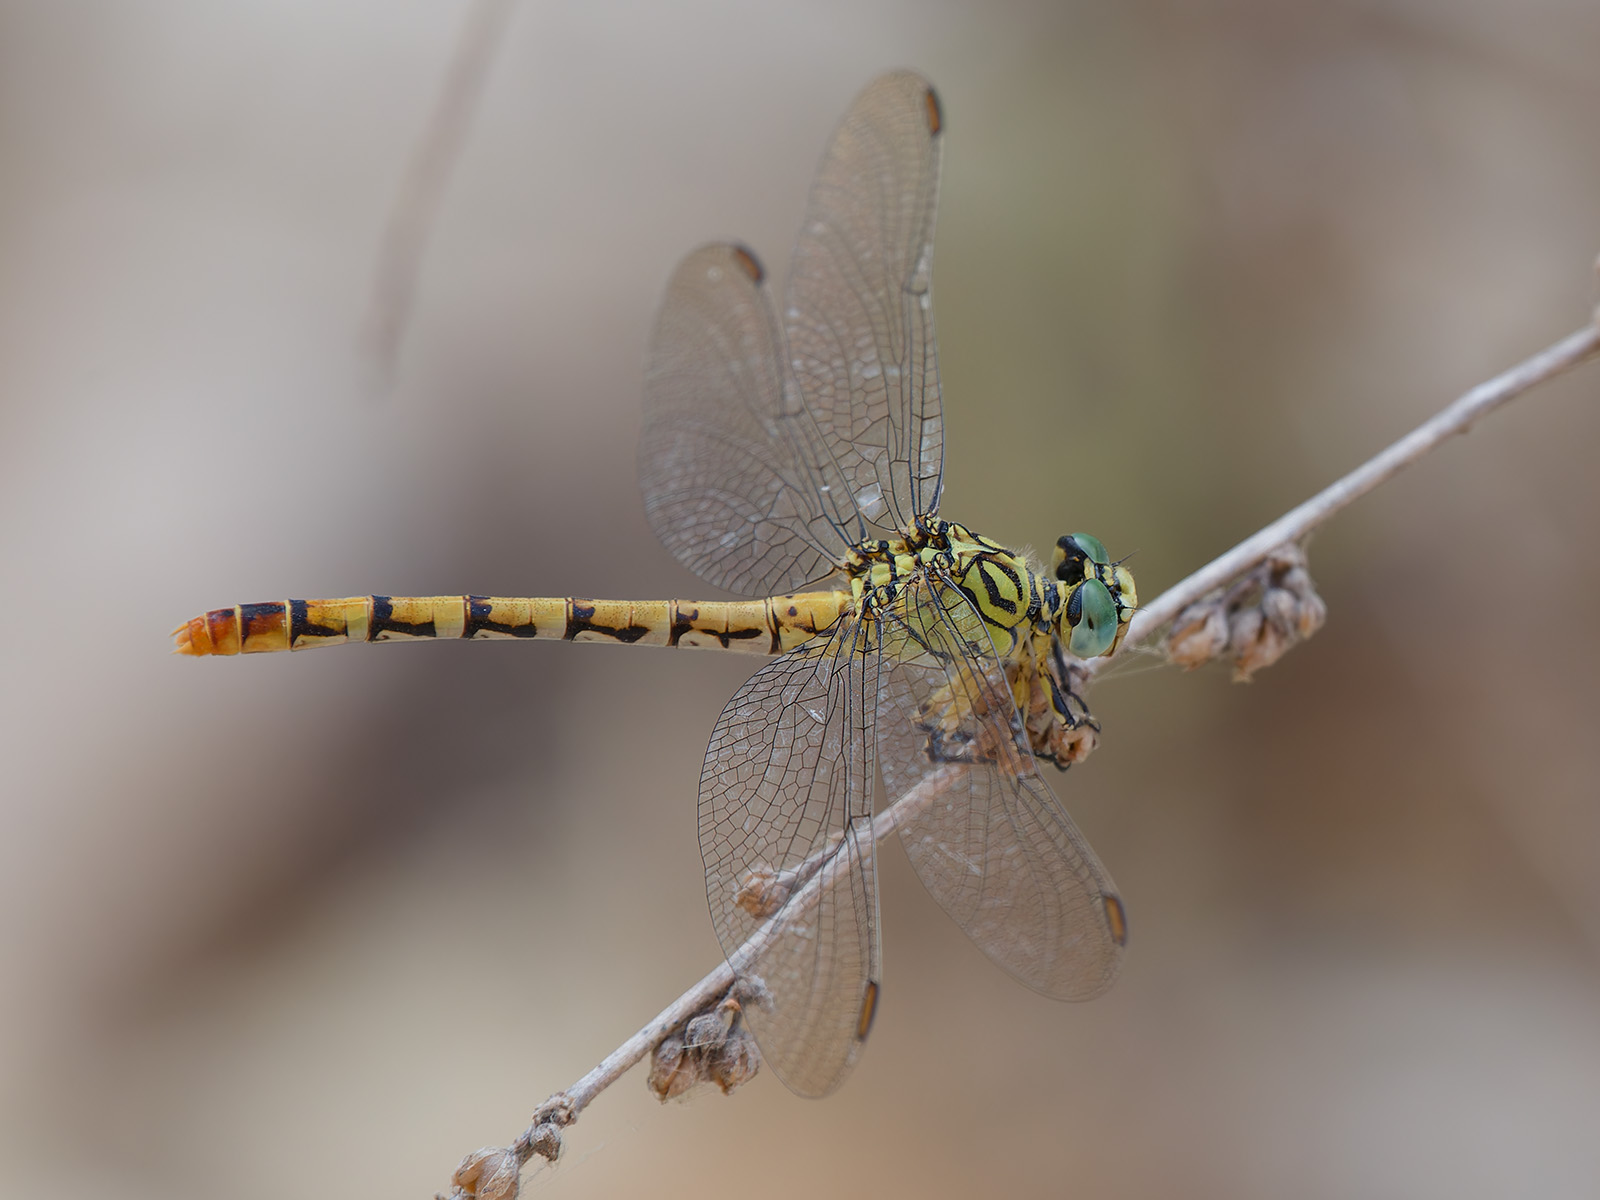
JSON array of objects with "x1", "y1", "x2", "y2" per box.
[{"x1": 1052, "y1": 533, "x2": 1137, "y2": 659}]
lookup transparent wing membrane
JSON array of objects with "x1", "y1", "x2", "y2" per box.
[
  {"x1": 875, "y1": 574, "x2": 1125, "y2": 1000},
  {"x1": 641, "y1": 70, "x2": 947, "y2": 600},
  {"x1": 641, "y1": 243, "x2": 856, "y2": 596},
  {"x1": 699, "y1": 618, "x2": 882, "y2": 1097},
  {"x1": 784, "y1": 70, "x2": 946, "y2": 529}
]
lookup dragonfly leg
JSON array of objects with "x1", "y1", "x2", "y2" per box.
[
  {"x1": 1048, "y1": 639, "x2": 1101, "y2": 728},
  {"x1": 1046, "y1": 669, "x2": 1100, "y2": 733}
]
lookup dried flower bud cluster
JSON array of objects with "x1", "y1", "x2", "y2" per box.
[
  {"x1": 648, "y1": 988, "x2": 763, "y2": 1100},
  {"x1": 525, "y1": 1122, "x2": 564, "y2": 1164},
  {"x1": 444, "y1": 1146, "x2": 521, "y2": 1200},
  {"x1": 1166, "y1": 543, "x2": 1326, "y2": 681}
]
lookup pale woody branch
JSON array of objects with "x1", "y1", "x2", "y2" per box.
[
  {"x1": 1103, "y1": 320, "x2": 1600, "y2": 670},
  {"x1": 441, "y1": 312, "x2": 1600, "y2": 1200}
]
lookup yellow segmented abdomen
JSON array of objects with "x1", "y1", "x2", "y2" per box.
[{"x1": 171, "y1": 593, "x2": 850, "y2": 657}]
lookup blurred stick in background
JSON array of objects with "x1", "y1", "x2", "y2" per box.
[
  {"x1": 441, "y1": 307, "x2": 1600, "y2": 1200},
  {"x1": 363, "y1": 0, "x2": 517, "y2": 390}
]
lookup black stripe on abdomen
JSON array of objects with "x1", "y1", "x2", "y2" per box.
[
  {"x1": 565, "y1": 601, "x2": 652, "y2": 644},
  {"x1": 464, "y1": 596, "x2": 538, "y2": 638},
  {"x1": 370, "y1": 595, "x2": 434, "y2": 640},
  {"x1": 289, "y1": 598, "x2": 345, "y2": 646}
]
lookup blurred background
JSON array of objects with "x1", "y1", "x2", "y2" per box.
[{"x1": 3, "y1": 2, "x2": 1599, "y2": 1196}]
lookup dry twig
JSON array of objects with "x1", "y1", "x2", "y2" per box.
[
  {"x1": 364, "y1": 0, "x2": 516, "y2": 388},
  {"x1": 440, "y1": 314, "x2": 1600, "y2": 1198},
  {"x1": 1102, "y1": 321, "x2": 1600, "y2": 668}
]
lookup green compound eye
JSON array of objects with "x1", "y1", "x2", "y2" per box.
[
  {"x1": 1067, "y1": 578, "x2": 1119, "y2": 658},
  {"x1": 1069, "y1": 532, "x2": 1109, "y2": 565},
  {"x1": 1054, "y1": 532, "x2": 1110, "y2": 585}
]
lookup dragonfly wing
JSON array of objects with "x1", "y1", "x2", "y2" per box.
[
  {"x1": 785, "y1": 70, "x2": 946, "y2": 530},
  {"x1": 700, "y1": 616, "x2": 882, "y2": 1097},
  {"x1": 641, "y1": 242, "x2": 859, "y2": 597},
  {"x1": 875, "y1": 574, "x2": 1125, "y2": 1000}
]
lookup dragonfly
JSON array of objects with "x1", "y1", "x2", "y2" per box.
[{"x1": 173, "y1": 71, "x2": 1138, "y2": 1099}]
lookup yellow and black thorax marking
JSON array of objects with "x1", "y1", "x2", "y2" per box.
[{"x1": 843, "y1": 520, "x2": 1055, "y2": 659}]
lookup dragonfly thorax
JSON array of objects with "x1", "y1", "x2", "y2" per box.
[
  {"x1": 842, "y1": 520, "x2": 1135, "y2": 663},
  {"x1": 839, "y1": 520, "x2": 1056, "y2": 655},
  {"x1": 835, "y1": 518, "x2": 1134, "y2": 776}
]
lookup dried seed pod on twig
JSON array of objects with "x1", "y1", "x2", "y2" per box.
[{"x1": 1165, "y1": 543, "x2": 1326, "y2": 680}]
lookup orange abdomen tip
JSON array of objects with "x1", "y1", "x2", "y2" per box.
[{"x1": 171, "y1": 608, "x2": 242, "y2": 656}]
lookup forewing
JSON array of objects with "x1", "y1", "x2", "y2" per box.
[
  {"x1": 641, "y1": 242, "x2": 858, "y2": 596},
  {"x1": 785, "y1": 70, "x2": 946, "y2": 530},
  {"x1": 875, "y1": 573, "x2": 1125, "y2": 999},
  {"x1": 700, "y1": 617, "x2": 881, "y2": 1097}
]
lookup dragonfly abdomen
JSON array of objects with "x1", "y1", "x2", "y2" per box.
[{"x1": 172, "y1": 593, "x2": 850, "y2": 657}]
